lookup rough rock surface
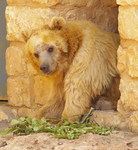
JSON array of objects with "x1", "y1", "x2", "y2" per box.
[
  {"x1": 0, "y1": 106, "x2": 17, "y2": 131},
  {"x1": 6, "y1": 0, "x2": 118, "y2": 42},
  {"x1": 90, "y1": 111, "x2": 129, "y2": 130},
  {"x1": 0, "y1": 131, "x2": 138, "y2": 150},
  {"x1": 7, "y1": 0, "x2": 118, "y2": 8},
  {"x1": 116, "y1": 0, "x2": 138, "y2": 133},
  {"x1": 118, "y1": 6, "x2": 138, "y2": 41},
  {"x1": 117, "y1": 0, "x2": 138, "y2": 5}
]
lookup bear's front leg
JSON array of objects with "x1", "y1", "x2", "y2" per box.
[
  {"x1": 62, "y1": 71, "x2": 92, "y2": 122},
  {"x1": 62, "y1": 39, "x2": 96, "y2": 122},
  {"x1": 33, "y1": 99, "x2": 65, "y2": 120}
]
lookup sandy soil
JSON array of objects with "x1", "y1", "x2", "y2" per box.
[{"x1": 0, "y1": 130, "x2": 138, "y2": 150}]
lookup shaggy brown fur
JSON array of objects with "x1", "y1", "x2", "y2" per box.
[{"x1": 25, "y1": 17, "x2": 120, "y2": 121}]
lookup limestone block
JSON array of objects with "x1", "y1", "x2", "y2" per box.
[
  {"x1": 129, "y1": 111, "x2": 138, "y2": 133},
  {"x1": 34, "y1": 75, "x2": 52, "y2": 105},
  {"x1": 118, "y1": 75, "x2": 138, "y2": 112},
  {"x1": 118, "y1": 6, "x2": 138, "y2": 41},
  {"x1": 121, "y1": 40, "x2": 138, "y2": 78},
  {"x1": 90, "y1": 111, "x2": 129, "y2": 130},
  {"x1": 117, "y1": 0, "x2": 138, "y2": 6},
  {"x1": 7, "y1": 0, "x2": 60, "y2": 7},
  {"x1": 118, "y1": 40, "x2": 138, "y2": 78},
  {"x1": 7, "y1": 77, "x2": 31, "y2": 107},
  {"x1": 7, "y1": 0, "x2": 117, "y2": 8},
  {"x1": 6, "y1": 3, "x2": 118, "y2": 42},
  {"x1": 6, "y1": 45, "x2": 27, "y2": 76},
  {"x1": 6, "y1": 6, "x2": 51, "y2": 42},
  {"x1": 117, "y1": 45, "x2": 127, "y2": 74},
  {"x1": 7, "y1": 0, "x2": 93, "y2": 7},
  {"x1": 128, "y1": 55, "x2": 138, "y2": 78}
]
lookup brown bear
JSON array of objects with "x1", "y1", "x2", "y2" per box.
[{"x1": 25, "y1": 17, "x2": 120, "y2": 121}]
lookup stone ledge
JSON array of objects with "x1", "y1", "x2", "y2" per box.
[
  {"x1": 90, "y1": 110, "x2": 138, "y2": 134},
  {"x1": 90, "y1": 110, "x2": 129, "y2": 130},
  {"x1": 0, "y1": 105, "x2": 17, "y2": 131}
]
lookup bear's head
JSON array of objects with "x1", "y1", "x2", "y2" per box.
[{"x1": 25, "y1": 17, "x2": 69, "y2": 75}]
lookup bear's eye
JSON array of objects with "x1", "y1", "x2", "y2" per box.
[
  {"x1": 48, "y1": 47, "x2": 54, "y2": 53},
  {"x1": 34, "y1": 53, "x2": 39, "y2": 58}
]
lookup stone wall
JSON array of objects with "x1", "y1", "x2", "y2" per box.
[
  {"x1": 90, "y1": 0, "x2": 138, "y2": 134},
  {"x1": 5, "y1": 0, "x2": 138, "y2": 133},
  {"x1": 117, "y1": 0, "x2": 138, "y2": 133},
  {"x1": 5, "y1": 0, "x2": 118, "y2": 117},
  {"x1": 91, "y1": 0, "x2": 138, "y2": 134}
]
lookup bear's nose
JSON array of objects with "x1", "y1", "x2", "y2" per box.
[{"x1": 40, "y1": 64, "x2": 49, "y2": 73}]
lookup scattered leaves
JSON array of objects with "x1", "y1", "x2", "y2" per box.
[{"x1": 0, "y1": 117, "x2": 113, "y2": 140}]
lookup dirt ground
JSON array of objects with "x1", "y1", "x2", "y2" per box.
[
  {"x1": 0, "y1": 130, "x2": 138, "y2": 150},
  {"x1": 0, "y1": 106, "x2": 138, "y2": 150}
]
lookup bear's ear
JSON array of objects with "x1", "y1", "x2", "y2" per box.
[
  {"x1": 49, "y1": 17, "x2": 66, "y2": 30},
  {"x1": 22, "y1": 29, "x2": 41, "y2": 42},
  {"x1": 22, "y1": 31, "x2": 33, "y2": 42}
]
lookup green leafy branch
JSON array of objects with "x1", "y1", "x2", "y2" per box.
[{"x1": 0, "y1": 117, "x2": 113, "y2": 140}]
